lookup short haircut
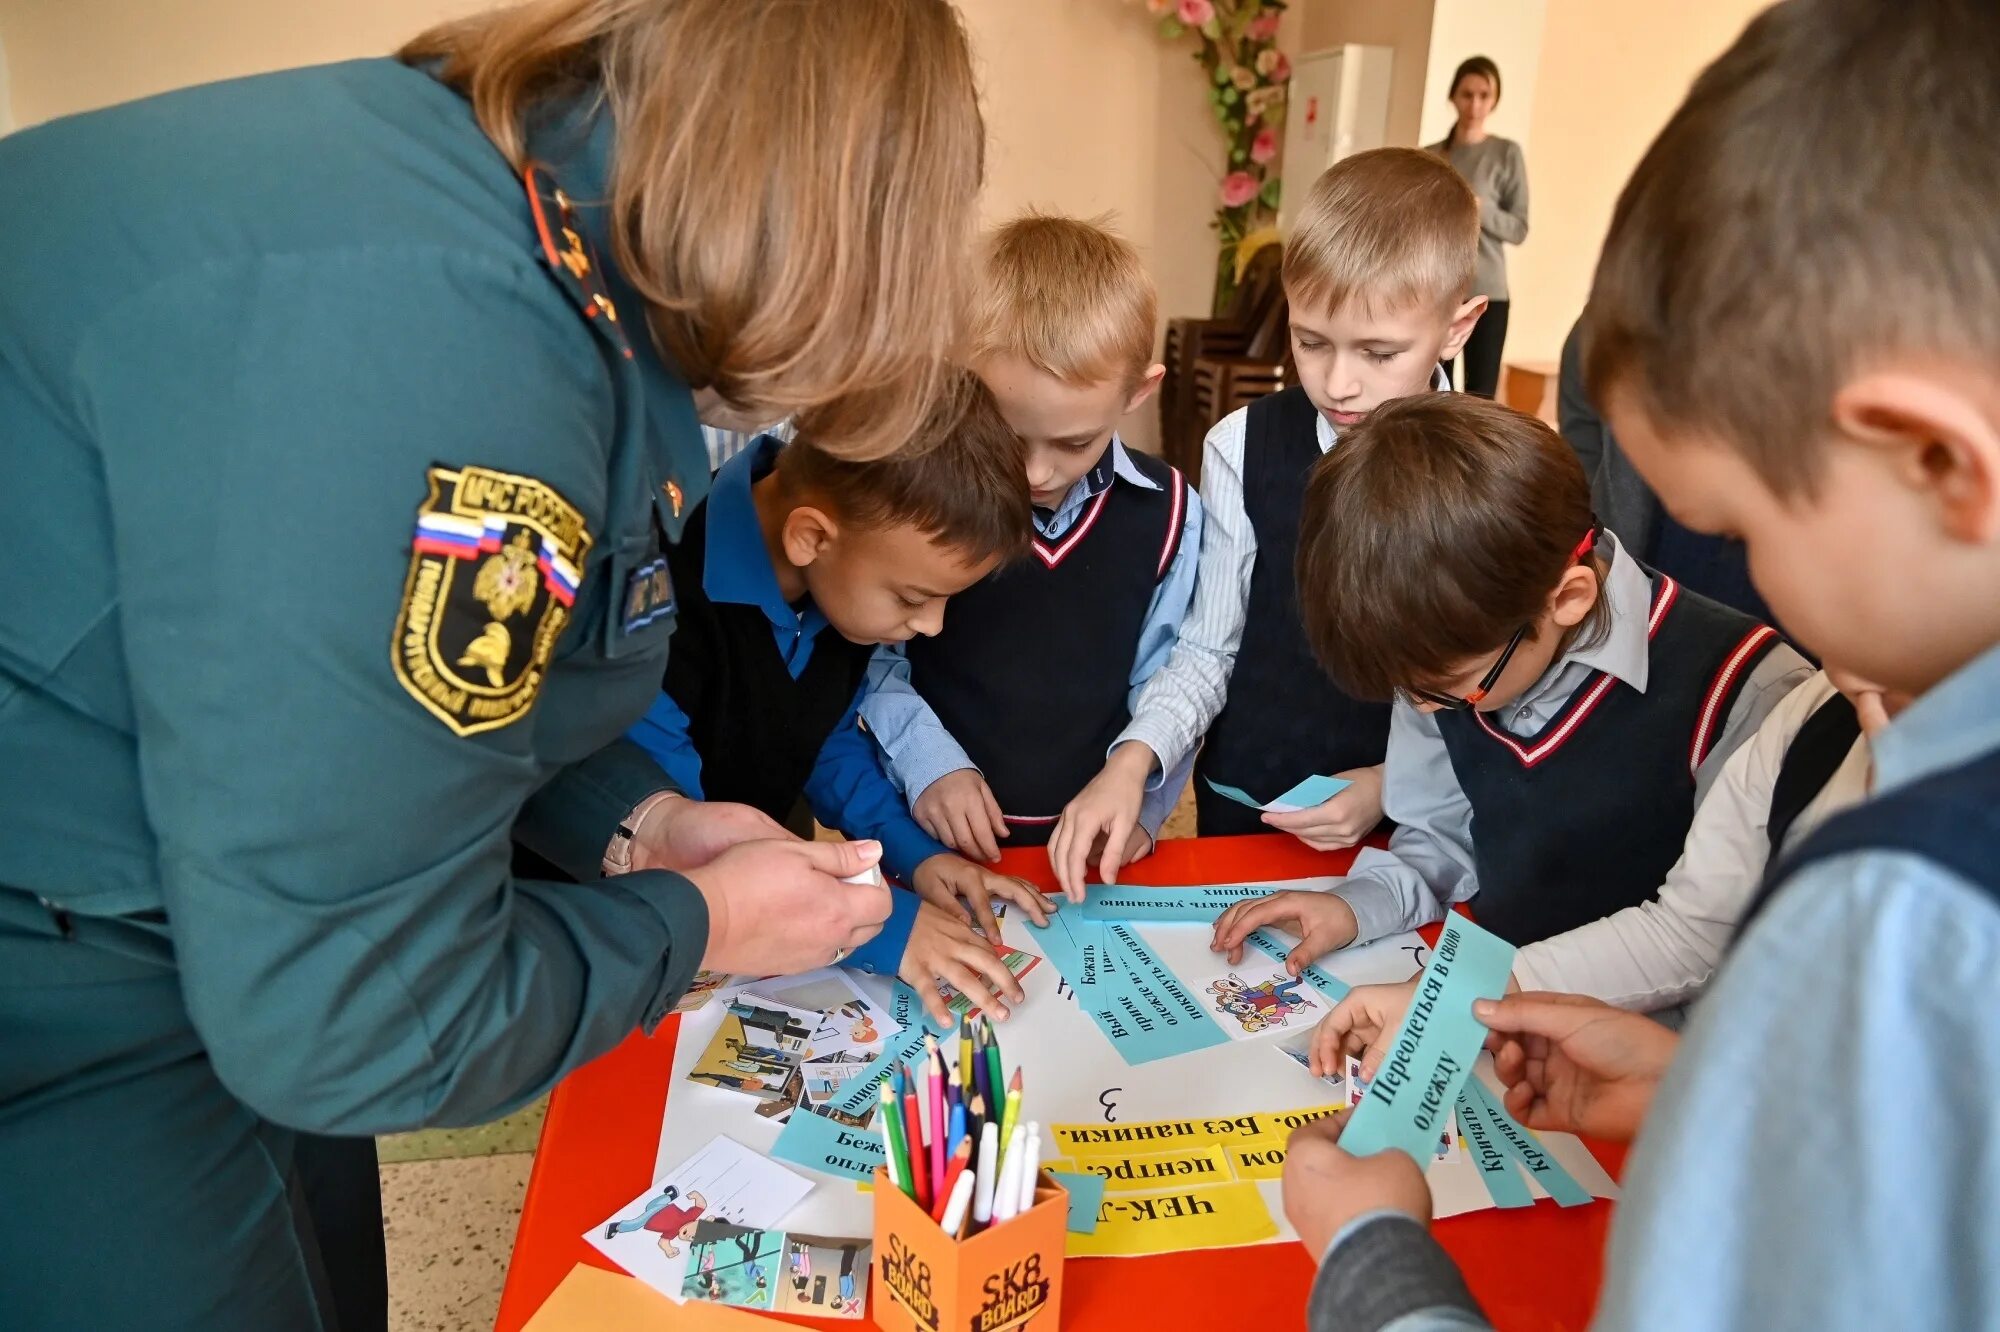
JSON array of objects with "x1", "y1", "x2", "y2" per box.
[
  {"x1": 777, "y1": 370, "x2": 1030, "y2": 564},
  {"x1": 969, "y1": 213, "x2": 1158, "y2": 387},
  {"x1": 1282, "y1": 148, "x2": 1479, "y2": 318},
  {"x1": 1584, "y1": 0, "x2": 2000, "y2": 496},
  {"x1": 1296, "y1": 394, "x2": 1608, "y2": 700}
]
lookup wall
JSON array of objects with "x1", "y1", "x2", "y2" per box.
[
  {"x1": 0, "y1": 0, "x2": 1253, "y2": 451},
  {"x1": 1415, "y1": 0, "x2": 1544, "y2": 150},
  {"x1": 1504, "y1": 0, "x2": 1772, "y2": 365},
  {"x1": 1298, "y1": 0, "x2": 1435, "y2": 148}
]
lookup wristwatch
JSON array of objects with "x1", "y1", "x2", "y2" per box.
[{"x1": 601, "y1": 790, "x2": 685, "y2": 876}]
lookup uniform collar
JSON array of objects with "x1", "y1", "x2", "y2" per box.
[
  {"x1": 1872, "y1": 640, "x2": 2000, "y2": 797},
  {"x1": 703, "y1": 436, "x2": 827, "y2": 636},
  {"x1": 1503, "y1": 531, "x2": 1652, "y2": 716},
  {"x1": 1050, "y1": 437, "x2": 1158, "y2": 511},
  {"x1": 523, "y1": 99, "x2": 710, "y2": 527}
]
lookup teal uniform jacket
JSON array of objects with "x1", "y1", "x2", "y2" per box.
[{"x1": 0, "y1": 59, "x2": 711, "y2": 1328}]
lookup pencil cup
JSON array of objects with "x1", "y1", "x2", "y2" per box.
[{"x1": 871, "y1": 1166, "x2": 1067, "y2": 1332}]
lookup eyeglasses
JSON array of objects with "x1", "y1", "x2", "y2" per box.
[
  {"x1": 1405, "y1": 525, "x2": 1599, "y2": 712},
  {"x1": 1408, "y1": 623, "x2": 1530, "y2": 711}
]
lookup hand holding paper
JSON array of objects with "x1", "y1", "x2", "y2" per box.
[
  {"x1": 1280, "y1": 1110, "x2": 1431, "y2": 1262},
  {"x1": 1256, "y1": 766, "x2": 1384, "y2": 852},
  {"x1": 1210, "y1": 889, "x2": 1360, "y2": 970},
  {"x1": 1307, "y1": 978, "x2": 1422, "y2": 1079},
  {"x1": 1476, "y1": 993, "x2": 1678, "y2": 1144}
]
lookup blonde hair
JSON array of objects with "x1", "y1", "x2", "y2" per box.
[
  {"x1": 1282, "y1": 148, "x2": 1478, "y2": 317},
  {"x1": 404, "y1": 0, "x2": 985, "y2": 462},
  {"x1": 968, "y1": 213, "x2": 1158, "y2": 388}
]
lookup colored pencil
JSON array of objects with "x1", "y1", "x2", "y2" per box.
[
  {"x1": 928, "y1": 1047, "x2": 947, "y2": 1191},
  {"x1": 983, "y1": 1016, "x2": 1005, "y2": 1111},
  {"x1": 913, "y1": 1059, "x2": 932, "y2": 1156},
  {"x1": 878, "y1": 1083, "x2": 911, "y2": 1199},
  {"x1": 971, "y1": 1023, "x2": 993, "y2": 1119},
  {"x1": 930, "y1": 1137, "x2": 973, "y2": 1224},
  {"x1": 944, "y1": 1063, "x2": 963, "y2": 1129},
  {"x1": 967, "y1": 1093, "x2": 986, "y2": 1161},
  {"x1": 958, "y1": 1019, "x2": 973, "y2": 1096},
  {"x1": 948, "y1": 1101, "x2": 967, "y2": 1160},
  {"x1": 902, "y1": 1069, "x2": 929, "y2": 1209},
  {"x1": 997, "y1": 1067, "x2": 1023, "y2": 1150},
  {"x1": 971, "y1": 1121, "x2": 1001, "y2": 1228}
]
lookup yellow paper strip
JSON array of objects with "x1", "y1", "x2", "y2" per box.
[
  {"x1": 1063, "y1": 1143, "x2": 1234, "y2": 1192},
  {"x1": 1065, "y1": 1181, "x2": 1280, "y2": 1258}
]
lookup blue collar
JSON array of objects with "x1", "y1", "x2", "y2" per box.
[
  {"x1": 703, "y1": 436, "x2": 828, "y2": 638},
  {"x1": 1874, "y1": 640, "x2": 2000, "y2": 797}
]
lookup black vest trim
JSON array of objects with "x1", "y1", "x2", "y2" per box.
[{"x1": 1764, "y1": 692, "x2": 1862, "y2": 857}]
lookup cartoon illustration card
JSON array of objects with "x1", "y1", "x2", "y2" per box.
[
  {"x1": 754, "y1": 1063, "x2": 877, "y2": 1129},
  {"x1": 1275, "y1": 1031, "x2": 1342, "y2": 1086},
  {"x1": 688, "y1": 1000, "x2": 819, "y2": 1103},
  {"x1": 674, "y1": 969, "x2": 733, "y2": 1014},
  {"x1": 680, "y1": 1222, "x2": 871, "y2": 1319},
  {"x1": 586, "y1": 1135, "x2": 815, "y2": 1303},
  {"x1": 1195, "y1": 967, "x2": 1324, "y2": 1039},
  {"x1": 769, "y1": 1230, "x2": 872, "y2": 1319},
  {"x1": 937, "y1": 946, "x2": 1043, "y2": 1019}
]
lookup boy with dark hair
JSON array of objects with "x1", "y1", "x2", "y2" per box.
[
  {"x1": 1281, "y1": 2, "x2": 2000, "y2": 1327},
  {"x1": 1210, "y1": 395, "x2": 1808, "y2": 967},
  {"x1": 627, "y1": 374, "x2": 1050, "y2": 1025}
]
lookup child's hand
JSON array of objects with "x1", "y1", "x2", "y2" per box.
[
  {"x1": 1307, "y1": 979, "x2": 1420, "y2": 1079},
  {"x1": 913, "y1": 768, "x2": 1010, "y2": 863},
  {"x1": 1281, "y1": 1110, "x2": 1431, "y2": 1261},
  {"x1": 1049, "y1": 742, "x2": 1156, "y2": 902},
  {"x1": 1121, "y1": 824, "x2": 1155, "y2": 869},
  {"x1": 1209, "y1": 889, "x2": 1359, "y2": 969},
  {"x1": 899, "y1": 900, "x2": 1029, "y2": 1027},
  {"x1": 911, "y1": 853, "x2": 1051, "y2": 943},
  {"x1": 1475, "y1": 993, "x2": 1679, "y2": 1143},
  {"x1": 1258, "y1": 765, "x2": 1384, "y2": 851}
]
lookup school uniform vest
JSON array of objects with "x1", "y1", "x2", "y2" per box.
[
  {"x1": 1196, "y1": 387, "x2": 1392, "y2": 834},
  {"x1": 1435, "y1": 574, "x2": 1782, "y2": 946},
  {"x1": 903, "y1": 452, "x2": 1188, "y2": 845},
  {"x1": 1739, "y1": 745, "x2": 2000, "y2": 945},
  {"x1": 660, "y1": 503, "x2": 871, "y2": 822},
  {"x1": 1764, "y1": 692, "x2": 1861, "y2": 855}
]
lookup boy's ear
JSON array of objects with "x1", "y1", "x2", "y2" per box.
[
  {"x1": 1439, "y1": 296, "x2": 1490, "y2": 363},
  {"x1": 780, "y1": 505, "x2": 839, "y2": 568},
  {"x1": 1834, "y1": 368, "x2": 2000, "y2": 545},
  {"x1": 1123, "y1": 363, "x2": 1168, "y2": 414},
  {"x1": 1545, "y1": 562, "x2": 1600, "y2": 629}
]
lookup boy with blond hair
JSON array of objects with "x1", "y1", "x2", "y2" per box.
[
  {"x1": 1279, "y1": 2, "x2": 2000, "y2": 1328},
  {"x1": 1053, "y1": 149, "x2": 1483, "y2": 895},
  {"x1": 863, "y1": 215, "x2": 1201, "y2": 887}
]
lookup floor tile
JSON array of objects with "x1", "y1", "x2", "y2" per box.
[{"x1": 382, "y1": 1152, "x2": 532, "y2": 1331}]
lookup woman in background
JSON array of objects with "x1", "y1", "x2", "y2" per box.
[{"x1": 1428, "y1": 56, "x2": 1529, "y2": 398}]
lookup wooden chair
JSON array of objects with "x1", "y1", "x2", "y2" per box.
[{"x1": 1159, "y1": 247, "x2": 1286, "y2": 481}]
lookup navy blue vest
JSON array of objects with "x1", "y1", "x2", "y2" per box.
[
  {"x1": 1763, "y1": 691, "x2": 1861, "y2": 856},
  {"x1": 1436, "y1": 574, "x2": 1782, "y2": 945},
  {"x1": 659, "y1": 501, "x2": 871, "y2": 823},
  {"x1": 904, "y1": 452, "x2": 1187, "y2": 844},
  {"x1": 1741, "y1": 745, "x2": 2000, "y2": 944},
  {"x1": 1196, "y1": 387, "x2": 1392, "y2": 836}
]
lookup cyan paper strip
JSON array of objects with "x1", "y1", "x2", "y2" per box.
[
  {"x1": 1029, "y1": 915, "x2": 1227, "y2": 1065},
  {"x1": 1450, "y1": 1085, "x2": 1534, "y2": 1208},
  {"x1": 1338, "y1": 916, "x2": 1515, "y2": 1163},
  {"x1": 1244, "y1": 929, "x2": 1352, "y2": 1004},
  {"x1": 826, "y1": 997, "x2": 953, "y2": 1119},
  {"x1": 1048, "y1": 1170, "x2": 1107, "y2": 1233},
  {"x1": 1078, "y1": 883, "x2": 1275, "y2": 923},
  {"x1": 770, "y1": 1107, "x2": 885, "y2": 1182},
  {"x1": 1269, "y1": 774, "x2": 1353, "y2": 810},
  {"x1": 1460, "y1": 1078, "x2": 1593, "y2": 1207},
  {"x1": 1202, "y1": 777, "x2": 1268, "y2": 809}
]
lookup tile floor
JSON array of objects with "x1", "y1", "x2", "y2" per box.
[{"x1": 381, "y1": 793, "x2": 1201, "y2": 1329}]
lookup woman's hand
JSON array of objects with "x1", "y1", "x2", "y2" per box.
[{"x1": 684, "y1": 838, "x2": 890, "y2": 976}]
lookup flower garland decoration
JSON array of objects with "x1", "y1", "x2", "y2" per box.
[{"x1": 1141, "y1": 0, "x2": 1290, "y2": 312}]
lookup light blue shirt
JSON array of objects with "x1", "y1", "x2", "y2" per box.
[
  {"x1": 859, "y1": 438, "x2": 1204, "y2": 839},
  {"x1": 1313, "y1": 638, "x2": 2000, "y2": 1331}
]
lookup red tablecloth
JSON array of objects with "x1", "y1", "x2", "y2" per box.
[{"x1": 498, "y1": 834, "x2": 1622, "y2": 1330}]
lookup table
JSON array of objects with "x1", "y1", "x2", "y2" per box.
[{"x1": 499, "y1": 834, "x2": 1624, "y2": 1331}]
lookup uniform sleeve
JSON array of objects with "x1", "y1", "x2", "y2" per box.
[
  {"x1": 1510, "y1": 673, "x2": 1831, "y2": 1007},
  {"x1": 1129, "y1": 489, "x2": 1205, "y2": 838},
  {"x1": 1117, "y1": 417, "x2": 1253, "y2": 776},
  {"x1": 76, "y1": 254, "x2": 706, "y2": 1134},
  {"x1": 625, "y1": 692, "x2": 708, "y2": 800},
  {"x1": 1335, "y1": 701, "x2": 1477, "y2": 944},
  {"x1": 1309, "y1": 1214, "x2": 1490, "y2": 1332},
  {"x1": 1480, "y1": 143, "x2": 1529, "y2": 245},
  {"x1": 514, "y1": 737, "x2": 690, "y2": 880},
  {"x1": 857, "y1": 644, "x2": 978, "y2": 804}
]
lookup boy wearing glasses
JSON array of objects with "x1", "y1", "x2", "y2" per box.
[{"x1": 1211, "y1": 394, "x2": 1810, "y2": 969}]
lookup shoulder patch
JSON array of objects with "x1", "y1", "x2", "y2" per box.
[{"x1": 393, "y1": 465, "x2": 594, "y2": 736}]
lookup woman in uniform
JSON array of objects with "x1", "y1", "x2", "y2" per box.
[{"x1": 0, "y1": 1, "x2": 984, "y2": 1327}]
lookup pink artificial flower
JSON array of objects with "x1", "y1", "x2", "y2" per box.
[
  {"x1": 1255, "y1": 48, "x2": 1292, "y2": 81},
  {"x1": 1177, "y1": 0, "x2": 1215, "y2": 26},
  {"x1": 1219, "y1": 171, "x2": 1260, "y2": 208},
  {"x1": 1251, "y1": 127, "x2": 1279, "y2": 164},
  {"x1": 1246, "y1": 12, "x2": 1282, "y2": 41},
  {"x1": 1231, "y1": 65, "x2": 1258, "y2": 91}
]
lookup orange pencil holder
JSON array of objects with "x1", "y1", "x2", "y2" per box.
[{"x1": 871, "y1": 1166, "x2": 1067, "y2": 1332}]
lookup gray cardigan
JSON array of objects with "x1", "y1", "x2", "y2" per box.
[{"x1": 1427, "y1": 134, "x2": 1528, "y2": 301}]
